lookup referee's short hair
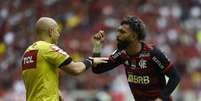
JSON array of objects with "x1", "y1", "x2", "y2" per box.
[{"x1": 121, "y1": 16, "x2": 146, "y2": 41}]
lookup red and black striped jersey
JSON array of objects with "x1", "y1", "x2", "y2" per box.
[
  {"x1": 93, "y1": 42, "x2": 175, "y2": 101},
  {"x1": 122, "y1": 42, "x2": 173, "y2": 101}
]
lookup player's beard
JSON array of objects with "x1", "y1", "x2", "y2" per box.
[{"x1": 117, "y1": 39, "x2": 130, "y2": 50}]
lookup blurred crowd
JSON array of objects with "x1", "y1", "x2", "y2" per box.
[{"x1": 0, "y1": 0, "x2": 201, "y2": 101}]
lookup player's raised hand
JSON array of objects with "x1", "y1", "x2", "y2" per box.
[
  {"x1": 92, "y1": 30, "x2": 105, "y2": 56},
  {"x1": 93, "y1": 30, "x2": 105, "y2": 42}
]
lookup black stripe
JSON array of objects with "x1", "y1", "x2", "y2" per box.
[
  {"x1": 82, "y1": 58, "x2": 92, "y2": 70},
  {"x1": 59, "y1": 57, "x2": 72, "y2": 68}
]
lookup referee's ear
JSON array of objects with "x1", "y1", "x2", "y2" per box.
[{"x1": 48, "y1": 27, "x2": 54, "y2": 38}]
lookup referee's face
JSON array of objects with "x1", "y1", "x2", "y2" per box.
[{"x1": 116, "y1": 24, "x2": 135, "y2": 50}]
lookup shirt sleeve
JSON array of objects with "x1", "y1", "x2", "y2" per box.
[
  {"x1": 151, "y1": 48, "x2": 173, "y2": 74},
  {"x1": 42, "y1": 45, "x2": 70, "y2": 68},
  {"x1": 92, "y1": 49, "x2": 126, "y2": 73}
]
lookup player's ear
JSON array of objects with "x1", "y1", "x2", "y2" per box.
[
  {"x1": 131, "y1": 32, "x2": 137, "y2": 40},
  {"x1": 48, "y1": 28, "x2": 53, "y2": 37}
]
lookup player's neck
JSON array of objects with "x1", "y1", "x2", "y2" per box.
[
  {"x1": 37, "y1": 35, "x2": 53, "y2": 44},
  {"x1": 126, "y1": 41, "x2": 142, "y2": 56}
]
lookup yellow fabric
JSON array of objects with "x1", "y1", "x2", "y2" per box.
[
  {"x1": 0, "y1": 42, "x2": 6, "y2": 55},
  {"x1": 196, "y1": 30, "x2": 201, "y2": 43},
  {"x1": 22, "y1": 41, "x2": 69, "y2": 101}
]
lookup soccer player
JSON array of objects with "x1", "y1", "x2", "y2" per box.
[
  {"x1": 21, "y1": 17, "x2": 108, "y2": 101},
  {"x1": 92, "y1": 16, "x2": 180, "y2": 101}
]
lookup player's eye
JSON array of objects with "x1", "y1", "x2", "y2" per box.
[{"x1": 117, "y1": 29, "x2": 126, "y2": 34}]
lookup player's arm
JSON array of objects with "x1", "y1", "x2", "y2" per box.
[
  {"x1": 92, "y1": 30, "x2": 126, "y2": 73},
  {"x1": 92, "y1": 58, "x2": 119, "y2": 73},
  {"x1": 60, "y1": 57, "x2": 108, "y2": 76},
  {"x1": 92, "y1": 30, "x2": 104, "y2": 57},
  {"x1": 92, "y1": 30, "x2": 116, "y2": 73},
  {"x1": 159, "y1": 66, "x2": 180, "y2": 100},
  {"x1": 152, "y1": 48, "x2": 181, "y2": 101},
  {"x1": 91, "y1": 30, "x2": 116, "y2": 73},
  {"x1": 92, "y1": 49, "x2": 125, "y2": 73}
]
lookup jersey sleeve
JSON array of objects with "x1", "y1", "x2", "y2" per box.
[
  {"x1": 92, "y1": 49, "x2": 127, "y2": 73},
  {"x1": 42, "y1": 45, "x2": 70, "y2": 68},
  {"x1": 151, "y1": 48, "x2": 173, "y2": 74},
  {"x1": 109, "y1": 49, "x2": 128, "y2": 63}
]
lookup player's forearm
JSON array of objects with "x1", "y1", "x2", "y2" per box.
[
  {"x1": 92, "y1": 37, "x2": 103, "y2": 57},
  {"x1": 92, "y1": 50, "x2": 125, "y2": 73},
  {"x1": 160, "y1": 67, "x2": 180, "y2": 100},
  {"x1": 92, "y1": 61, "x2": 119, "y2": 73}
]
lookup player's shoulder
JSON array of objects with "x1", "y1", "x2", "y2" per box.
[
  {"x1": 142, "y1": 42, "x2": 163, "y2": 55},
  {"x1": 149, "y1": 45, "x2": 165, "y2": 57},
  {"x1": 143, "y1": 42, "x2": 155, "y2": 51}
]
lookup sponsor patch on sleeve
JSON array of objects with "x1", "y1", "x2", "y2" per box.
[{"x1": 50, "y1": 45, "x2": 68, "y2": 56}]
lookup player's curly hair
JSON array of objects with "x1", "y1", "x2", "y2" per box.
[{"x1": 121, "y1": 16, "x2": 146, "y2": 40}]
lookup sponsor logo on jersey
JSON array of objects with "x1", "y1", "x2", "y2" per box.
[
  {"x1": 152, "y1": 56, "x2": 164, "y2": 69},
  {"x1": 128, "y1": 74, "x2": 150, "y2": 85},
  {"x1": 22, "y1": 50, "x2": 38, "y2": 70},
  {"x1": 111, "y1": 50, "x2": 121, "y2": 59}
]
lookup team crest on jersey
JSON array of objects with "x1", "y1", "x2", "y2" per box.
[{"x1": 139, "y1": 59, "x2": 147, "y2": 69}]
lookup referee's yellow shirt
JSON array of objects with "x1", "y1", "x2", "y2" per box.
[{"x1": 21, "y1": 41, "x2": 69, "y2": 101}]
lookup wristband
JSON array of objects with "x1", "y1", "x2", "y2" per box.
[
  {"x1": 93, "y1": 40, "x2": 102, "y2": 54},
  {"x1": 82, "y1": 57, "x2": 93, "y2": 70}
]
